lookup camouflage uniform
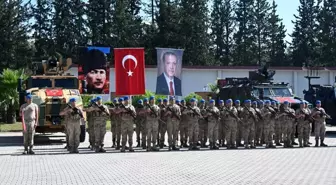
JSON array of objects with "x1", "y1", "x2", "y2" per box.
[
  {"x1": 311, "y1": 104, "x2": 328, "y2": 147},
  {"x1": 218, "y1": 101, "x2": 226, "y2": 147},
  {"x1": 179, "y1": 101, "x2": 189, "y2": 147},
  {"x1": 135, "y1": 103, "x2": 147, "y2": 148},
  {"x1": 115, "y1": 99, "x2": 123, "y2": 149},
  {"x1": 295, "y1": 105, "x2": 310, "y2": 147},
  {"x1": 64, "y1": 107, "x2": 82, "y2": 153},
  {"x1": 207, "y1": 102, "x2": 220, "y2": 149},
  {"x1": 91, "y1": 104, "x2": 109, "y2": 152},
  {"x1": 87, "y1": 112, "x2": 95, "y2": 148},
  {"x1": 223, "y1": 105, "x2": 238, "y2": 149},
  {"x1": 254, "y1": 102, "x2": 264, "y2": 146},
  {"x1": 235, "y1": 101, "x2": 244, "y2": 146},
  {"x1": 167, "y1": 102, "x2": 181, "y2": 151},
  {"x1": 159, "y1": 101, "x2": 168, "y2": 148},
  {"x1": 198, "y1": 101, "x2": 208, "y2": 147},
  {"x1": 146, "y1": 103, "x2": 160, "y2": 151},
  {"x1": 278, "y1": 103, "x2": 294, "y2": 148},
  {"x1": 241, "y1": 102, "x2": 257, "y2": 149},
  {"x1": 273, "y1": 102, "x2": 282, "y2": 146},
  {"x1": 186, "y1": 104, "x2": 201, "y2": 150},
  {"x1": 120, "y1": 103, "x2": 136, "y2": 152},
  {"x1": 262, "y1": 103, "x2": 276, "y2": 148},
  {"x1": 20, "y1": 102, "x2": 38, "y2": 154}
]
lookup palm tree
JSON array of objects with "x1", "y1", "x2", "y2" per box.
[{"x1": 0, "y1": 68, "x2": 27, "y2": 123}]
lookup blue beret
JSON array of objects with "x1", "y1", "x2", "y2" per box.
[
  {"x1": 138, "y1": 99, "x2": 143, "y2": 104},
  {"x1": 96, "y1": 96, "x2": 102, "y2": 101},
  {"x1": 123, "y1": 96, "x2": 129, "y2": 101},
  {"x1": 163, "y1": 98, "x2": 168, "y2": 102},
  {"x1": 181, "y1": 100, "x2": 185, "y2": 103},
  {"x1": 258, "y1": 100, "x2": 264, "y2": 105},
  {"x1": 143, "y1": 98, "x2": 148, "y2": 102},
  {"x1": 209, "y1": 99, "x2": 215, "y2": 103},
  {"x1": 200, "y1": 99, "x2": 205, "y2": 103},
  {"x1": 158, "y1": 98, "x2": 162, "y2": 102},
  {"x1": 271, "y1": 101, "x2": 276, "y2": 105},
  {"x1": 113, "y1": 98, "x2": 117, "y2": 102},
  {"x1": 226, "y1": 99, "x2": 232, "y2": 104},
  {"x1": 284, "y1": 101, "x2": 289, "y2": 104},
  {"x1": 235, "y1": 100, "x2": 240, "y2": 104},
  {"x1": 304, "y1": 102, "x2": 308, "y2": 105},
  {"x1": 69, "y1": 98, "x2": 76, "y2": 103},
  {"x1": 169, "y1": 96, "x2": 175, "y2": 100},
  {"x1": 219, "y1": 100, "x2": 224, "y2": 104},
  {"x1": 265, "y1": 100, "x2": 271, "y2": 104},
  {"x1": 118, "y1": 98, "x2": 124, "y2": 102},
  {"x1": 149, "y1": 96, "x2": 155, "y2": 101},
  {"x1": 90, "y1": 98, "x2": 96, "y2": 103},
  {"x1": 244, "y1": 99, "x2": 251, "y2": 103},
  {"x1": 26, "y1": 94, "x2": 32, "y2": 99},
  {"x1": 190, "y1": 98, "x2": 196, "y2": 102},
  {"x1": 316, "y1": 100, "x2": 321, "y2": 104},
  {"x1": 252, "y1": 101, "x2": 257, "y2": 104},
  {"x1": 300, "y1": 101, "x2": 305, "y2": 105},
  {"x1": 176, "y1": 100, "x2": 180, "y2": 103}
]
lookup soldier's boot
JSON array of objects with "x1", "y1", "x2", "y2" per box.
[
  {"x1": 152, "y1": 145, "x2": 160, "y2": 151},
  {"x1": 100, "y1": 145, "x2": 106, "y2": 153},
  {"x1": 116, "y1": 142, "x2": 121, "y2": 150},
  {"x1": 212, "y1": 142, "x2": 219, "y2": 150},
  {"x1": 183, "y1": 142, "x2": 189, "y2": 148},
  {"x1": 112, "y1": 138, "x2": 116, "y2": 148},
  {"x1": 168, "y1": 145, "x2": 172, "y2": 151},
  {"x1": 95, "y1": 146, "x2": 100, "y2": 153},
  {"x1": 303, "y1": 140, "x2": 310, "y2": 147},
  {"x1": 136, "y1": 137, "x2": 140, "y2": 147},
  {"x1": 29, "y1": 146, "x2": 35, "y2": 154},
  {"x1": 231, "y1": 143, "x2": 238, "y2": 149},
  {"x1": 288, "y1": 140, "x2": 294, "y2": 148},
  {"x1": 315, "y1": 139, "x2": 319, "y2": 147},
  {"x1": 201, "y1": 141, "x2": 207, "y2": 148},
  {"x1": 88, "y1": 144, "x2": 91, "y2": 149},
  {"x1": 142, "y1": 142, "x2": 147, "y2": 149},
  {"x1": 292, "y1": 141, "x2": 299, "y2": 145},
  {"x1": 276, "y1": 142, "x2": 282, "y2": 146},
  {"x1": 120, "y1": 145, "x2": 126, "y2": 152},
  {"x1": 159, "y1": 142, "x2": 164, "y2": 149},
  {"x1": 129, "y1": 146, "x2": 135, "y2": 152},
  {"x1": 180, "y1": 141, "x2": 184, "y2": 148},
  {"x1": 197, "y1": 141, "x2": 201, "y2": 146},
  {"x1": 74, "y1": 147, "x2": 79, "y2": 153},
  {"x1": 269, "y1": 143, "x2": 276, "y2": 148},
  {"x1": 172, "y1": 145, "x2": 180, "y2": 151},
  {"x1": 308, "y1": 141, "x2": 312, "y2": 145},
  {"x1": 299, "y1": 139, "x2": 303, "y2": 148},
  {"x1": 64, "y1": 145, "x2": 68, "y2": 149},
  {"x1": 320, "y1": 139, "x2": 328, "y2": 147},
  {"x1": 192, "y1": 143, "x2": 200, "y2": 150},
  {"x1": 209, "y1": 142, "x2": 214, "y2": 150},
  {"x1": 188, "y1": 143, "x2": 193, "y2": 150},
  {"x1": 22, "y1": 147, "x2": 28, "y2": 155},
  {"x1": 244, "y1": 143, "x2": 250, "y2": 149}
]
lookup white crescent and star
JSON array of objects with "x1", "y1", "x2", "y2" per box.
[{"x1": 122, "y1": 55, "x2": 138, "y2": 76}]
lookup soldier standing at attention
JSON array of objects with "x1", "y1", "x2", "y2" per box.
[
  {"x1": 272, "y1": 101, "x2": 282, "y2": 146},
  {"x1": 166, "y1": 96, "x2": 181, "y2": 151},
  {"x1": 87, "y1": 98, "x2": 96, "y2": 150},
  {"x1": 218, "y1": 100, "x2": 226, "y2": 147},
  {"x1": 253, "y1": 101, "x2": 263, "y2": 146},
  {"x1": 198, "y1": 99, "x2": 208, "y2": 148},
  {"x1": 85, "y1": 96, "x2": 110, "y2": 152},
  {"x1": 179, "y1": 99, "x2": 189, "y2": 148},
  {"x1": 145, "y1": 96, "x2": 161, "y2": 151},
  {"x1": 135, "y1": 99, "x2": 147, "y2": 148},
  {"x1": 223, "y1": 99, "x2": 239, "y2": 149},
  {"x1": 185, "y1": 98, "x2": 201, "y2": 150},
  {"x1": 114, "y1": 98, "x2": 123, "y2": 150},
  {"x1": 310, "y1": 100, "x2": 328, "y2": 147},
  {"x1": 158, "y1": 98, "x2": 168, "y2": 148},
  {"x1": 118, "y1": 96, "x2": 136, "y2": 152},
  {"x1": 262, "y1": 100, "x2": 276, "y2": 148},
  {"x1": 295, "y1": 101, "x2": 310, "y2": 147},
  {"x1": 206, "y1": 99, "x2": 220, "y2": 150},
  {"x1": 289, "y1": 102, "x2": 299, "y2": 146},
  {"x1": 60, "y1": 98, "x2": 84, "y2": 153},
  {"x1": 278, "y1": 101, "x2": 293, "y2": 148},
  {"x1": 110, "y1": 98, "x2": 118, "y2": 148},
  {"x1": 304, "y1": 102, "x2": 312, "y2": 145},
  {"x1": 234, "y1": 100, "x2": 244, "y2": 147},
  {"x1": 20, "y1": 94, "x2": 39, "y2": 155},
  {"x1": 241, "y1": 100, "x2": 257, "y2": 149},
  {"x1": 156, "y1": 98, "x2": 163, "y2": 146}
]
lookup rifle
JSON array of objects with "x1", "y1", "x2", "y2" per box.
[
  {"x1": 188, "y1": 105, "x2": 203, "y2": 119},
  {"x1": 167, "y1": 105, "x2": 181, "y2": 120},
  {"x1": 314, "y1": 107, "x2": 332, "y2": 119},
  {"x1": 92, "y1": 102, "x2": 109, "y2": 115},
  {"x1": 146, "y1": 104, "x2": 158, "y2": 117},
  {"x1": 206, "y1": 107, "x2": 220, "y2": 119},
  {"x1": 119, "y1": 103, "x2": 136, "y2": 119},
  {"x1": 224, "y1": 107, "x2": 241, "y2": 122},
  {"x1": 253, "y1": 107, "x2": 263, "y2": 120},
  {"x1": 282, "y1": 109, "x2": 296, "y2": 119},
  {"x1": 265, "y1": 106, "x2": 276, "y2": 118},
  {"x1": 67, "y1": 104, "x2": 83, "y2": 118},
  {"x1": 244, "y1": 106, "x2": 257, "y2": 122}
]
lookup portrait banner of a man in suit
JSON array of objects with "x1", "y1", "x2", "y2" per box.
[{"x1": 155, "y1": 48, "x2": 183, "y2": 96}]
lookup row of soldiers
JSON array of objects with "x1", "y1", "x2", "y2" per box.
[{"x1": 82, "y1": 95, "x2": 329, "y2": 153}]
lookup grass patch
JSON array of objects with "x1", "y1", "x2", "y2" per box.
[{"x1": 0, "y1": 122, "x2": 23, "y2": 132}]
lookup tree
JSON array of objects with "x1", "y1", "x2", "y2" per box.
[
  {"x1": 233, "y1": 0, "x2": 256, "y2": 65},
  {"x1": 268, "y1": 0, "x2": 287, "y2": 66},
  {"x1": 210, "y1": 0, "x2": 235, "y2": 65},
  {"x1": 290, "y1": 0, "x2": 320, "y2": 67}
]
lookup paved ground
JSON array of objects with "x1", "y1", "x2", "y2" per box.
[{"x1": 1, "y1": 127, "x2": 336, "y2": 185}]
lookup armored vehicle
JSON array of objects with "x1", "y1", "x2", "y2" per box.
[{"x1": 18, "y1": 55, "x2": 86, "y2": 142}]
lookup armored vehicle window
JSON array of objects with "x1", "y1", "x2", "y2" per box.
[
  {"x1": 272, "y1": 88, "x2": 292, "y2": 97},
  {"x1": 54, "y1": 78, "x2": 78, "y2": 89},
  {"x1": 27, "y1": 78, "x2": 52, "y2": 88},
  {"x1": 263, "y1": 88, "x2": 271, "y2": 96}
]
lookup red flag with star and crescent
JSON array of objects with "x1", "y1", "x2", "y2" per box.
[{"x1": 114, "y1": 48, "x2": 145, "y2": 95}]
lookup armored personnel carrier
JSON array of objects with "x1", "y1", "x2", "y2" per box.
[{"x1": 18, "y1": 54, "x2": 86, "y2": 142}]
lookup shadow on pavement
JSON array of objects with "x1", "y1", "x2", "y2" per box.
[{"x1": 0, "y1": 135, "x2": 65, "y2": 147}]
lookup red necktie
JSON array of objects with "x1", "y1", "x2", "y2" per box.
[{"x1": 169, "y1": 81, "x2": 174, "y2": 95}]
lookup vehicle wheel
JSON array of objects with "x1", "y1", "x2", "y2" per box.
[{"x1": 80, "y1": 124, "x2": 86, "y2": 142}]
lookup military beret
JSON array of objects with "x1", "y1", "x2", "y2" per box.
[
  {"x1": 113, "y1": 98, "x2": 118, "y2": 102},
  {"x1": 138, "y1": 99, "x2": 143, "y2": 104},
  {"x1": 226, "y1": 99, "x2": 232, "y2": 104},
  {"x1": 190, "y1": 98, "x2": 196, "y2": 102},
  {"x1": 284, "y1": 101, "x2": 289, "y2": 104},
  {"x1": 300, "y1": 101, "x2": 305, "y2": 105},
  {"x1": 96, "y1": 96, "x2": 102, "y2": 101},
  {"x1": 82, "y1": 49, "x2": 107, "y2": 74},
  {"x1": 304, "y1": 102, "x2": 308, "y2": 105},
  {"x1": 26, "y1": 94, "x2": 32, "y2": 99},
  {"x1": 149, "y1": 96, "x2": 155, "y2": 101},
  {"x1": 265, "y1": 100, "x2": 271, "y2": 104},
  {"x1": 209, "y1": 99, "x2": 215, "y2": 103},
  {"x1": 252, "y1": 101, "x2": 257, "y2": 104},
  {"x1": 258, "y1": 100, "x2": 264, "y2": 105},
  {"x1": 118, "y1": 98, "x2": 124, "y2": 102},
  {"x1": 181, "y1": 100, "x2": 185, "y2": 103},
  {"x1": 90, "y1": 98, "x2": 96, "y2": 103},
  {"x1": 235, "y1": 100, "x2": 240, "y2": 104},
  {"x1": 158, "y1": 98, "x2": 162, "y2": 102},
  {"x1": 143, "y1": 98, "x2": 148, "y2": 102},
  {"x1": 163, "y1": 98, "x2": 168, "y2": 102},
  {"x1": 169, "y1": 96, "x2": 175, "y2": 101},
  {"x1": 123, "y1": 96, "x2": 129, "y2": 101},
  {"x1": 200, "y1": 99, "x2": 205, "y2": 103},
  {"x1": 69, "y1": 98, "x2": 76, "y2": 103},
  {"x1": 271, "y1": 101, "x2": 276, "y2": 105},
  {"x1": 219, "y1": 100, "x2": 224, "y2": 104},
  {"x1": 244, "y1": 99, "x2": 251, "y2": 103},
  {"x1": 176, "y1": 100, "x2": 180, "y2": 103},
  {"x1": 316, "y1": 100, "x2": 321, "y2": 104}
]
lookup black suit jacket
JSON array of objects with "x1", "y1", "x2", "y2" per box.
[{"x1": 156, "y1": 73, "x2": 182, "y2": 96}]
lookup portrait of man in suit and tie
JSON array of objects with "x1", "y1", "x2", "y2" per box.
[{"x1": 155, "y1": 49, "x2": 183, "y2": 96}]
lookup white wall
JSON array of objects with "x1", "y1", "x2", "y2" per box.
[{"x1": 66, "y1": 66, "x2": 336, "y2": 100}]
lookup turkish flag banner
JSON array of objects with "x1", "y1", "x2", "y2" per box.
[{"x1": 114, "y1": 48, "x2": 145, "y2": 95}]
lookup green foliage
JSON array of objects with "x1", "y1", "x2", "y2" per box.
[
  {"x1": 81, "y1": 94, "x2": 94, "y2": 107},
  {"x1": 183, "y1": 92, "x2": 203, "y2": 104},
  {"x1": 131, "y1": 90, "x2": 167, "y2": 105}
]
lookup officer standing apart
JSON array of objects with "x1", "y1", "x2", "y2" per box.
[
  {"x1": 20, "y1": 94, "x2": 39, "y2": 155},
  {"x1": 145, "y1": 96, "x2": 161, "y2": 151},
  {"x1": 60, "y1": 98, "x2": 84, "y2": 153},
  {"x1": 206, "y1": 99, "x2": 220, "y2": 150},
  {"x1": 311, "y1": 100, "x2": 328, "y2": 147},
  {"x1": 84, "y1": 96, "x2": 110, "y2": 152}
]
